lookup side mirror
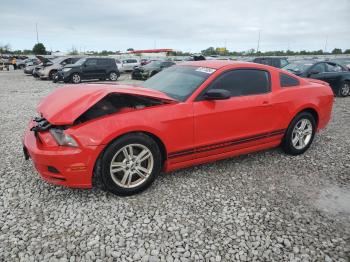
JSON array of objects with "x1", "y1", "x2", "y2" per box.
[{"x1": 203, "y1": 89, "x2": 231, "y2": 100}]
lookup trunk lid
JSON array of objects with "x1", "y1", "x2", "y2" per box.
[
  {"x1": 305, "y1": 78, "x2": 330, "y2": 86},
  {"x1": 37, "y1": 84, "x2": 177, "y2": 125}
]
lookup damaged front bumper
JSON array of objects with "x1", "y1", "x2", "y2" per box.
[
  {"x1": 22, "y1": 118, "x2": 103, "y2": 188},
  {"x1": 131, "y1": 69, "x2": 149, "y2": 80},
  {"x1": 53, "y1": 70, "x2": 71, "y2": 83}
]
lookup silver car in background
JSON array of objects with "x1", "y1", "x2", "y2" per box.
[
  {"x1": 119, "y1": 58, "x2": 140, "y2": 72},
  {"x1": 36, "y1": 56, "x2": 83, "y2": 80}
]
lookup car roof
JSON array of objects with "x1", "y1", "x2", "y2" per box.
[
  {"x1": 178, "y1": 60, "x2": 288, "y2": 71},
  {"x1": 84, "y1": 57, "x2": 114, "y2": 60},
  {"x1": 178, "y1": 60, "x2": 256, "y2": 69}
]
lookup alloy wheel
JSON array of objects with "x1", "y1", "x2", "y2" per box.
[
  {"x1": 72, "y1": 74, "x2": 81, "y2": 83},
  {"x1": 109, "y1": 72, "x2": 118, "y2": 81},
  {"x1": 291, "y1": 119, "x2": 313, "y2": 150},
  {"x1": 109, "y1": 144, "x2": 154, "y2": 188},
  {"x1": 340, "y1": 83, "x2": 350, "y2": 96}
]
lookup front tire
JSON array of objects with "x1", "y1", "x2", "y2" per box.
[
  {"x1": 150, "y1": 71, "x2": 157, "y2": 77},
  {"x1": 49, "y1": 70, "x2": 57, "y2": 80},
  {"x1": 337, "y1": 81, "x2": 350, "y2": 97},
  {"x1": 281, "y1": 112, "x2": 316, "y2": 155},
  {"x1": 71, "y1": 73, "x2": 81, "y2": 84},
  {"x1": 99, "y1": 133, "x2": 162, "y2": 195}
]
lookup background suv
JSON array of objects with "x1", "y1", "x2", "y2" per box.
[
  {"x1": 55, "y1": 57, "x2": 120, "y2": 83},
  {"x1": 119, "y1": 58, "x2": 140, "y2": 72}
]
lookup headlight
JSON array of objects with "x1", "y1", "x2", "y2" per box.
[
  {"x1": 50, "y1": 129, "x2": 78, "y2": 147},
  {"x1": 62, "y1": 68, "x2": 71, "y2": 72}
]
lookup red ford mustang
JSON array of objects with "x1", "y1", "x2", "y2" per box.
[{"x1": 23, "y1": 61, "x2": 334, "y2": 195}]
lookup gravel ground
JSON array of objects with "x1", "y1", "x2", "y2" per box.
[{"x1": 0, "y1": 70, "x2": 349, "y2": 262}]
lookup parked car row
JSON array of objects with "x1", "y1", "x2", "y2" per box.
[{"x1": 23, "y1": 56, "x2": 120, "y2": 84}]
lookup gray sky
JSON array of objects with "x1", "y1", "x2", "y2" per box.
[{"x1": 1, "y1": 0, "x2": 349, "y2": 53}]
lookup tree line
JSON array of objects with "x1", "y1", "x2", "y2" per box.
[
  {"x1": 199, "y1": 47, "x2": 350, "y2": 56},
  {"x1": 1, "y1": 43, "x2": 349, "y2": 56}
]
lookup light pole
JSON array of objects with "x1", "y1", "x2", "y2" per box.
[
  {"x1": 36, "y1": 23, "x2": 39, "y2": 43},
  {"x1": 256, "y1": 30, "x2": 261, "y2": 54}
]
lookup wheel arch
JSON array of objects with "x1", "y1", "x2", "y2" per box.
[
  {"x1": 108, "y1": 130, "x2": 167, "y2": 161},
  {"x1": 150, "y1": 70, "x2": 158, "y2": 77},
  {"x1": 292, "y1": 107, "x2": 319, "y2": 128},
  {"x1": 48, "y1": 69, "x2": 57, "y2": 78}
]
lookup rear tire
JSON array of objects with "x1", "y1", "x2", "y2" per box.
[
  {"x1": 109, "y1": 71, "x2": 118, "y2": 81},
  {"x1": 99, "y1": 133, "x2": 162, "y2": 196},
  {"x1": 281, "y1": 112, "x2": 316, "y2": 155},
  {"x1": 337, "y1": 81, "x2": 350, "y2": 97},
  {"x1": 71, "y1": 73, "x2": 81, "y2": 84}
]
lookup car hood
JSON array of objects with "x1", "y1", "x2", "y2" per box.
[
  {"x1": 37, "y1": 84, "x2": 177, "y2": 125},
  {"x1": 36, "y1": 55, "x2": 53, "y2": 65},
  {"x1": 63, "y1": 63, "x2": 77, "y2": 68},
  {"x1": 142, "y1": 65, "x2": 159, "y2": 70}
]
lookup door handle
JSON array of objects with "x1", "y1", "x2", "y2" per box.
[{"x1": 262, "y1": 101, "x2": 269, "y2": 105}]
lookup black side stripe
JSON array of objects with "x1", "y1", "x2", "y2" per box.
[{"x1": 168, "y1": 129, "x2": 285, "y2": 159}]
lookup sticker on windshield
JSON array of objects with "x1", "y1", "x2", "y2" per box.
[{"x1": 196, "y1": 67, "x2": 216, "y2": 74}]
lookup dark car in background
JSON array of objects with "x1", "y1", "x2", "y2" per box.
[
  {"x1": 131, "y1": 60, "x2": 175, "y2": 80},
  {"x1": 283, "y1": 60, "x2": 350, "y2": 96},
  {"x1": 54, "y1": 57, "x2": 120, "y2": 84},
  {"x1": 253, "y1": 57, "x2": 289, "y2": 68}
]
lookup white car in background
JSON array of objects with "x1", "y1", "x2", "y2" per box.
[{"x1": 117, "y1": 58, "x2": 140, "y2": 72}]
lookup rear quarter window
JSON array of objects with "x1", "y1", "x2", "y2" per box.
[{"x1": 280, "y1": 73, "x2": 300, "y2": 87}]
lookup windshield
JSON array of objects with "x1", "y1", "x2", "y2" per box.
[
  {"x1": 140, "y1": 65, "x2": 214, "y2": 101},
  {"x1": 52, "y1": 57, "x2": 68, "y2": 64},
  {"x1": 283, "y1": 61, "x2": 314, "y2": 73},
  {"x1": 75, "y1": 58, "x2": 86, "y2": 65},
  {"x1": 144, "y1": 61, "x2": 162, "y2": 68}
]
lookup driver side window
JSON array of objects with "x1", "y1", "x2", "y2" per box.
[
  {"x1": 310, "y1": 63, "x2": 326, "y2": 74},
  {"x1": 208, "y1": 69, "x2": 271, "y2": 97}
]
